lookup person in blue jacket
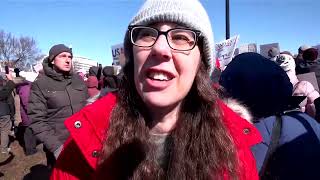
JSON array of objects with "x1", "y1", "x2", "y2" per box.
[{"x1": 220, "y1": 52, "x2": 320, "y2": 180}]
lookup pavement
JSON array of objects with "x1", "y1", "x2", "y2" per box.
[{"x1": 0, "y1": 138, "x2": 49, "y2": 180}]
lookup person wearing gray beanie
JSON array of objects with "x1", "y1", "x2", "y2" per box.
[
  {"x1": 45, "y1": 44, "x2": 73, "y2": 74},
  {"x1": 51, "y1": 1, "x2": 261, "y2": 179},
  {"x1": 28, "y1": 43, "x2": 88, "y2": 169},
  {"x1": 49, "y1": 44, "x2": 73, "y2": 62},
  {"x1": 123, "y1": 0, "x2": 215, "y2": 75}
]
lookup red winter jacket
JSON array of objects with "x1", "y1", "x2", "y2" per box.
[{"x1": 51, "y1": 93, "x2": 262, "y2": 180}]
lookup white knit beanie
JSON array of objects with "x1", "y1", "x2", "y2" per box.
[{"x1": 124, "y1": 0, "x2": 215, "y2": 75}]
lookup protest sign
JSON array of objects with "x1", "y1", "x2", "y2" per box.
[
  {"x1": 215, "y1": 35, "x2": 239, "y2": 70},
  {"x1": 111, "y1": 43, "x2": 126, "y2": 66},
  {"x1": 235, "y1": 43, "x2": 257, "y2": 56},
  {"x1": 260, "y1": 43, "x2": 280, "y2": 58},
  {"x1": 297, "y1": 72, "x2": 319, "y2": 92},
  {"x1": 20, "y1": 71, "x2": 38, "y2": 82}
]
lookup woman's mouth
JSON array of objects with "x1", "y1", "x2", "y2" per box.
[
  {"x1": 146, "y1": 69, "x2": 175, "y2": 81},
  {"x1": 143, "y1": 69, "x2": 175, "y2": 90},
  {"x1": 147, "y1": 71, "x2": 173, "y2": 81}
]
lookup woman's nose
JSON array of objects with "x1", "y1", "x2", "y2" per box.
[{"x1": 150, "y1": 34, "x2": 172, "y2": 60}]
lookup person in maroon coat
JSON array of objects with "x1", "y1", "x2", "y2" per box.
[
  {"x1": 15, "y1": 78, "x2": 38, "y2": 155},
  {"x1": 85, "y1": 76, "x2": 100, "y2": 98}
]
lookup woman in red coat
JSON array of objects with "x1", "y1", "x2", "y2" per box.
[{"x1": 51, "y1": 0, "x2": 261, "y2": 179}]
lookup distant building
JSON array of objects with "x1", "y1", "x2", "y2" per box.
[
  {"x1": 73, "y1": 56, "x2": 98, "y2": 73},
  {"x1": 235, "y1": 43, "x2": 257, "y2": 56}
]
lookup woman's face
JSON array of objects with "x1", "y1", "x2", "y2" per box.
[{"x1": 132, "y1": 22, "x2": 201, "y2": 110}]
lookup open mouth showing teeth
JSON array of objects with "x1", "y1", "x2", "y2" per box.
[{"x1": 147, "y1": 71, "x2": 174, "y2": 81}]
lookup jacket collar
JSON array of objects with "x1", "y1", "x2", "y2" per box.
[
  {"x1": 218, "y1": 101, "x2": 262, "y2": 147},
  {"x1": 65, "y1": 94, "x2": 262, "y2": 169},
  {"x1": 65, "y1": 93, "x2": 117, "y2": 169},
  {"x1": 42, "y1": 57, "x2": 72, "y2": 81}
]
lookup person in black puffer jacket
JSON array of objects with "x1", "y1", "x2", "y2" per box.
[{"x1": 28, "y1": 44, "x2": 89, "y2": 168}]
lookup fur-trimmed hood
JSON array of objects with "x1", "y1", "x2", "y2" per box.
[{"x1": 223, "y1": 98, "x2": 253, "y2": 123}]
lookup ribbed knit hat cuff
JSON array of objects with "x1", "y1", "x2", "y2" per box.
[{"x1": 49, "y1": 44, "x2": 73, "y2": 62}]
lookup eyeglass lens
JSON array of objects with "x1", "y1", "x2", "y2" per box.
[{"x1": 131, "y1": 27, "x2": 197, "y2": 51}]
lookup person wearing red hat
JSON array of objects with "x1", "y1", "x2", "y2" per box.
[{"x1": 85, "y1": 76, "x2": 100, "y2": 98}]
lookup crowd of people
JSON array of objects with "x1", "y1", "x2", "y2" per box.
[
  {"x1": 0, "y1": 45, "x2": 121, "y2": 169},
  {"x1": 1, "y1": 0, "x2": 320, "y2": 179}
]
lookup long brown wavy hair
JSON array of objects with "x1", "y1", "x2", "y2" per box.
[{"x1": 96, "y1": 36, "x2": 239, "y2": 180}]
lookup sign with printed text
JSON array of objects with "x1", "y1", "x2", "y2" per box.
[
  {"x1": 215, "y1": 35, "x2": 239, "y2": 70},
  {"x1": 235, "y1": 43, "x2": 257, "y2": 56},
  {"x1": 297, "y1": 72, "x2": 319, "y2": 92},
  {"x1": 259, "y1": 43, "x2": 280, "y2": 58},
  {"x1": 111, "y1": 43, "x2": 126, "y2": 66}
]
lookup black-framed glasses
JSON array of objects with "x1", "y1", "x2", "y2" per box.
[{"x1": 128, "y1": 25, "x2": 201, "y2": 51}]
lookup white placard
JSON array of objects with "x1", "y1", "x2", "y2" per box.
[
  {"x1": 297, "y1": 72, "x2": 319, "y2": 92},
  {"x1": 259, "y1": 43, "x2": 280, "y2": 58},
  {"x1": 215, "y1": 35, "x2": 240, "y2": 70},
  {"x1": 111, "y1": 43, "x2": 125, "y2": 66}
]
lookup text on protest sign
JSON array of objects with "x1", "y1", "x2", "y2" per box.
[
  {"x1": 111, "y1": 43, "x2": 125, "y2": 66},
  {"x1": 215, "y1": 35, "x2": 239, "y2": 70}
]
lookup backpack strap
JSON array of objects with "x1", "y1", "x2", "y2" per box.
[{"x1": 259, "y1": 114, "x2": 283, "y2": 179}]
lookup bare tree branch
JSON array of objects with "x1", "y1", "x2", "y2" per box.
[{"x1": 0, "y1": 29, "x2": 44, "y2": 70}]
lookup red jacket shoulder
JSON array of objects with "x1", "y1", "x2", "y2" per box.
[
  {"x1": 218, "y1": 101, "x2": 261, "y2": 180},
  {"x1": 52, "y1": 97, "x2": 261, "y2": 180},
  {"x1": 65, "y1": 94, "x2": 116, "y2": 166}
]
